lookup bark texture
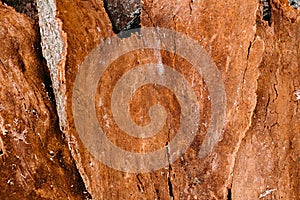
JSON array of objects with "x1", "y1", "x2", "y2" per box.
[
  {"x1": 232, "y1": 1, "x2": 300, "y2": 199},
  {"x1": 0, "y1": 4, "x2": 90, "y2": 199},
  {"x1": 0, "y1": 0, "x2": 299, "y2": 199}
]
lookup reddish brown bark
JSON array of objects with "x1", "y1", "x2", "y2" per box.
[
  {"x1": 0, "y1": 4, "x2": 90, "y2": 199},
  {"x1": 0, "y1": 0, "x2": 299, "y2": 199}
]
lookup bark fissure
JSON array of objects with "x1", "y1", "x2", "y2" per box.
[
  {"x1": 136, "y1": 174, "x2": 145, "y2": 193},
  {"x1": 227, "y1": 188, "x2": 232, "y2": 200},
  {"x1": 166, "y1": 142, "x2": 174, "y2": 199},
  {"x1": 189, "y1": 0, "x2": 193, "y2": 15},
  {"x1": 261, "y1": 0, "x2": 272, "y2": 25},
  {"x1": 142, "y1": 6, "x2": 156, "y2": 28}
]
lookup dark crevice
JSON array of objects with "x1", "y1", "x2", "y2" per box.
[
  {"x1": 167, "y1": 176, "x2": 174, "y2": 199},
  {"x1": 46, "y1": 119, "x2": 93, "y2": 199},
  {"x1": 289, "y1": 0, "x2": 300, "y2": 9},
  {"x1": 227, "y1": 188, "x2": 232, "y2": 200},
  {"x1": 189, "y1": 0, "x2": 193, "y2": 15},
  {"x1": 261, "y1": 0, "x2": 272, "y2": 26},
  {"x1": 103, "y1": 0, "x2": 141, "y2": 36},
  {"x1": 155, "y1": 189, "x2": 161, "y2": 200},
  {"x1": 1, "y1": 0, "x2": 38, "y2": 21},
  {"x1": 17, "y1": 54, "x2": 26, "y2": 73},
  {"x1": 69, "y1": 159, "x2": 93, "y2": 199},
  {"x1": 166, "y1": 142, "x2": 174, "y2": 199},
  {"x1": 35, "y1": 29, "x2": 57, "y2": 105},
  {"x1": 247, "y1": 41, "x2": 252, "y2": 60},
  {"x1": 263, "y1": 96, "x2": 271, "y2": 129},
  {"x1": 273, "y1": 83, "x2": 279, "y2": 100}
]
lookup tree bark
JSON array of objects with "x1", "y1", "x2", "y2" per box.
[{"x1": 0, "y1": 0, "x2": 299, "y2": 199}]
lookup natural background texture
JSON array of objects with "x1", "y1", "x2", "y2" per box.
[{"x1": 0, "y1": 0, "x2": 299, "y2": 199}]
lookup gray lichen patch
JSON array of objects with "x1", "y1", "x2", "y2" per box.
[{"x1": 37, "y1": 0, "x2": 67, "y2": 131}]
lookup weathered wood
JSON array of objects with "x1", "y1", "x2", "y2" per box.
[
  {"x1": 0, "y1": 3, "x2": 90, "y2": 199},
  {"x1": 0, "y1": 0, "x2": 299, "y2": 199}
]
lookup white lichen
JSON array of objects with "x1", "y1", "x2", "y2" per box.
[
  {"x1": 294, "y1": 90, "x2": 300, "y2": 100},
  {"x1": 12, "y1": 129, "x2": 29, "y2": 144},
  {"x1": 259, "y1": 188, "x2": 276, "y2": 198},
  {"x1": 0, "y1": 117, "x2": 8, "y2": 136}
]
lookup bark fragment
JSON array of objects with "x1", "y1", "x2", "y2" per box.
[
  {"x1": 0, "y1": 3, "x2": 90, "y2": 199},
  {"x1": 232, "y1": 1, "x2": 300, "y2": 199}
]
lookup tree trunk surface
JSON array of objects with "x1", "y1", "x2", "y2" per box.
[{"x1": 0, "y1": 0, "x2": 299, "y2": 199}]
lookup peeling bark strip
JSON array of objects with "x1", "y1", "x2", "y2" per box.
[
  {"x1": 36, "y1": 0, "x2": 67, "y2": 131},
  {"x1": 104, "y1": 0, "x2": 141, "y2": 34}
]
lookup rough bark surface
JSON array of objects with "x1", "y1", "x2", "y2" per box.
[
  {"x1": 56, "y1": 0, "x2": 261, "y2": 199},
  {"x1": 232, "y1": 1, "x2": 300, "y2": 199},
  {"x1": 0, "y1": 4, "x2": 90, "y2": 199},
  {"x1": 0, "y1": 0, "x2": 299, "y2": 199}
]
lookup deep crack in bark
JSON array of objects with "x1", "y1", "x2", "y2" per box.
[{"x1": 166, "y1": 142, "x2": 174, "y2": 199}]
